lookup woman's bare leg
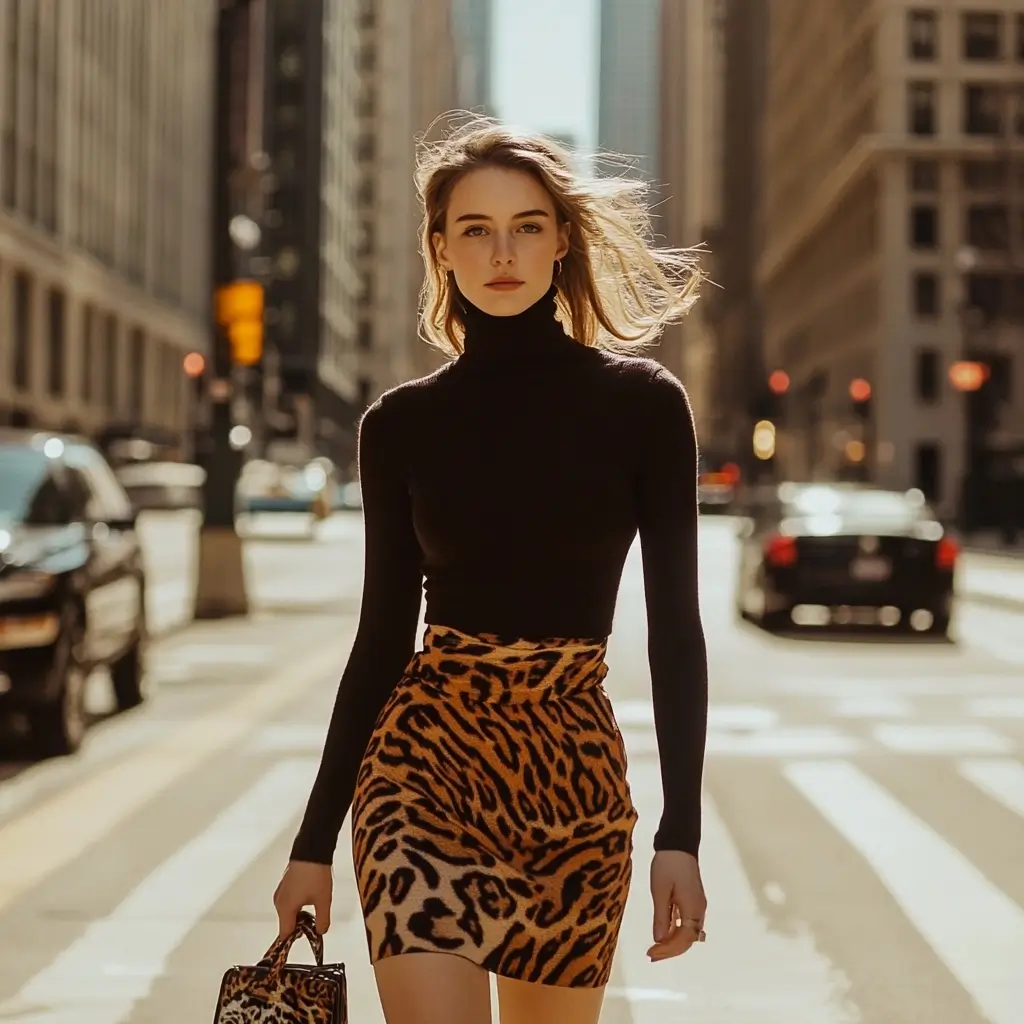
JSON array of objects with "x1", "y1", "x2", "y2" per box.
[
  {"x1": 496, "y1": 975, "x2": 605, "y2": 1024},
  {"x1": 373, "y1": 952, "x2": 492, "y2": 1024}
]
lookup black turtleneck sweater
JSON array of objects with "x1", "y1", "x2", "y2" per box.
[{"x1": 290, "y1": 286, "x2": 709, "y2": 864}]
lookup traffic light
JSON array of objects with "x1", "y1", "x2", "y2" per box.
[
  {"x1": 215, "y1": 280, "x2": 264, "y2": 366},
  {"x1": 849, "y1": 378, "x2": 872, "y2": 421}
]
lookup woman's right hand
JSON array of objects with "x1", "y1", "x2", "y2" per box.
[{"x1": 273, "y1": 860, "x2": 334, "y2": 941}]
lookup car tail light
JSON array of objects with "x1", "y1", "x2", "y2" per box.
[
  {"x1": 764, "y1": 535, "x2": 797, "y2": 567},
  {"x1": 936, "y1": 536, "x2": 959, "y2": 569}
]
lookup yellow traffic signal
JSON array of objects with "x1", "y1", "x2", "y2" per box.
[
  {"x1": 228, "y1": 320, "x2": 263, "y2": 366},
  {"x1": 215, "y1": 280, "x2": 264, "y2": 366}
]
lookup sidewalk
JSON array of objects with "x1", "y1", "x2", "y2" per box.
[
  {"x1": 964, "y1": 530, "x2": 1024, "y2": 560},
  {"x1": 136, "y1": 511, "x2": 364, "y2": 639}
]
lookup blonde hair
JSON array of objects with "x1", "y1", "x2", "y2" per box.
[{"x1": 415, "y1": 113, "x2": 704, "y2": 358}]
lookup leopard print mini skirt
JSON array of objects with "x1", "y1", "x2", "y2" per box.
[{"x1": 351, "y1": 623, "x2": 638, "y2": 989}]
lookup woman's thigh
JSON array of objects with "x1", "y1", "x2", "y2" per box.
[
  {"x1": 496, "y1": 975, "x2": 606, "y2": 1024},
  {"x1": 373, "y1": 951, "x2": 492, "y2": 1024}
]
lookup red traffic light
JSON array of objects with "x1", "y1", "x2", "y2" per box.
[
  {"x1": 768, "y1": 370, "x2": 790, "y2": 395},
  {"x1": 183, "y1": 352, "x2": 206, "y2": 378},
  {"x1": 849, "y1": 377, "x2": 871, "y2": 403},
  {"x1": 948, "y1": 360, "x2": 989, "y2": 392}
]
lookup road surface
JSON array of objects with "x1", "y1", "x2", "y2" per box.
[{"x1": 0, "y1": 515, "x2": 1021, "y2": 1023}]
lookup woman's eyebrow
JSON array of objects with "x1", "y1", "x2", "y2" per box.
[{"x1": 453, "y1": 209, "x2": 551, "y2": 223}]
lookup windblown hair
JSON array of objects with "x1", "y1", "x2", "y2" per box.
[{"x1": 415, "y1": 113, "x2": 705, "y2": 358}]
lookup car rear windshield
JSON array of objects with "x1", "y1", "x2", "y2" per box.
[
  {"x1": 0, "y1": 445, "x2": 51, "y2": 521},
  {"x1": 785, "y1": 487, "x2": 924, "y2": 523}
]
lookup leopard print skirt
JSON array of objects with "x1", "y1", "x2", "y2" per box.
[{"x1": 351, "y1": 624, "x2": 638, "y2": 988}]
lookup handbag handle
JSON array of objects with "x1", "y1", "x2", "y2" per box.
[{"x1": 259, "y1": 910, "x2": 325, "y2": 974}]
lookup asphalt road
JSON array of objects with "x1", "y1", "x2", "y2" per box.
[{"x1": 0, "y1": 515, "x2": 1022, "y2": 1023}]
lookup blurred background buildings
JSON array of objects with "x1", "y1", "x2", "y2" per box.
[{"x1": 0, "y1": 0, "x2": 1021, "y2": 530}]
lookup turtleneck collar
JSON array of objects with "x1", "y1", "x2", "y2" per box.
[{"x1": 456, "y1": 283, "x2": 575, "y2": 367}]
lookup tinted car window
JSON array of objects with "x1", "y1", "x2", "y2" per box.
[
  {"x1": 63, "y1": 444, "x2": 134, "y2": 521},
  {"x1": 0, "y1": 446, "x2": 55, "y2": 521}
]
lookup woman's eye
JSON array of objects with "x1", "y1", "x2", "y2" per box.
[
  {"x1": 519, "y1": 223, "x2": 541, "y2": 233},
  {"x1": 464, "y1": 226, "x2": 486, "y2": 237}
]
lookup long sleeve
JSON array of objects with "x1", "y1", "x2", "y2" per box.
[
  {"x1": 289, "y1": 399, "x2": 423, "y2": 864},
  {"x1": 634, "y1": 367, "x2": 709, "y2": 858}
]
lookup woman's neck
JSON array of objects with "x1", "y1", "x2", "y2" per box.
[{"x1": 457, "y1": 284, "x2": 574, "y2": 366}]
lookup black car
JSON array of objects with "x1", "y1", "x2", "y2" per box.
[
  {"x1": 735, "y1": 482, "x2": 957, "y2": 637},
  {"x1": 0, "y1": 430, "x2": 148, "y2": 755}
]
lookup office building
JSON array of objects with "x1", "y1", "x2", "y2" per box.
[
  {"x1": 598, "y1": 0, "x2": 661, "y2": 181},
  {"x1": 350, "y1": 0, "x2": 460, "y2": 403},
  {"x1": 0, "y1": 2, "x2": 214, "y2": 454},
  {"x1": 758, "y1": 0, "x2": 1024, "y2": 517},
  {"x1": 452, "y1": 0, "x2": 493, "y2": 112},
  {"x1": 657, "y1": 0, "x2": 727, "y2": 440},
  {"x1": 258, "y1": 0, "x2": 460, "y2": 474}
]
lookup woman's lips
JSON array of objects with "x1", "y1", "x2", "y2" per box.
[{"x1": 485, "y1": 281, "x2": 524, "y2": 291}]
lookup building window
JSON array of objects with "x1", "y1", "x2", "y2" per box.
[
  {"x1": 2, "y1": 0, "x2": 19, "y2": 210},
  {"x1": 908, "y1": 10, "x2": 938, "y2": 59},
  {"x1": 357, "y1": 319, "x2": 373, "y2": 351},
  {"x1": 47, "y1": 288, "x2": 66, "y2": 396},
  {"x1": 128, "y1": 327, "x2": 145, "y2": 422},
  {"x1": 915, "y1": 349, "x2": 939, "y2": 404},
  {"x1": 914, "y1": 443, "x2": 941, "y2": 503},
  {"x1": 81, "y1": 303, "x2": 95, "y2": 402},
  {"x1": 13, "y1": 270, "x2": 32, "y2": 390},
  {"x1": 104, "y1": 313, "x2": 118, "y2": 411},
  {"x1": 961, "y1": 159, "x2": 1006, "y2": 188},
  {"x1": 966, "y1": 204, "x2": 1009, "y2": 250},
  {"x1": 966, "y1": 273, "x2": 1003, "y2": 323},
  {"x1": 910, "y1": 205, "x2": 938, "y2": 248},
  {"x1": 913, "y1": 272, "x2": 939, "y2": 316},
  {"x1": 908, "y1": 82, "x2": 936, "y2": 135},
  {"x1": 964, "y1": 85, "x2": 1003, "y2": 135},
  {"x1": 908, "y1": 159, "x2": 939, "y2": 192},
  {"x1": 963, "y1": 12, "x2": 1002, "y2": 60}
]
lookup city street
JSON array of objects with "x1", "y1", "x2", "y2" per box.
[{"x1": 0, "y1": 515, "x2": 1022, "y2": 1023}]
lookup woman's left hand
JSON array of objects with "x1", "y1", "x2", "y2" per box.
[{"x1": 647, "y1": 849, "x2": 707, "y2": 962}]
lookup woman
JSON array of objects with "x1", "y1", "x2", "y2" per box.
[{"x1": 273, "y1": 116, "x2": 709, "y2": 1024}]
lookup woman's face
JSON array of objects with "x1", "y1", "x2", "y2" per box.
[{"x1": 433, "y1": 166, "x2": 570, "y2": 318}]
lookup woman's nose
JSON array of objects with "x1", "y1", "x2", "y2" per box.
[{"x1": 491, "y1": 234, "x2": 515, "y2": 264}]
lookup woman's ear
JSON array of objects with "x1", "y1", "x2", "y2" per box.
[
  {"x1": 432, "y1": 231, "x2": 449, "y2": 270},
  {"x1": 555, "y1": 221, "x2": 570, "y2": 262}
]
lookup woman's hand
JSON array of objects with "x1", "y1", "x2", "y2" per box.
[
  {"x1": 647, "y1": 849, "x2": 707, "y2": 962},
  {"x1": 273, "y1": 860, "x2": 334, "y2": 941}
]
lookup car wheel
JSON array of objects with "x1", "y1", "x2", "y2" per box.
[
  {"x1": 30, "y1": 604, "x2": 89, "y2": 758},
  {"x1": 112, "y1": 589, "x2": 148, "y2": 711}
]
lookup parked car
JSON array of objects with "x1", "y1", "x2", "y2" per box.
[
  {"x1": 734, "y1": 482, "x2": 957, "y2": 637},
  {"x1": 0, "y1": 430, "x2": 148, "y2": 755}
]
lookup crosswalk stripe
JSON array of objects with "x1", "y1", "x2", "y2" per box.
[
  {"x1": 613, "y1": 759, "x2": 855, "y2": 1023},
  {"x1": 0, "y1": 758, "x2": 316, "y2": 1024},
  {"x1": 958, "y1": 758, "x2": 1024, "y2": 819},
  {"x1": 0, "y1": 644, "x2": 338, "y2": 915},
  {"x1": 784, "y1": 760, "x2": 1024, "y2": 1024}
]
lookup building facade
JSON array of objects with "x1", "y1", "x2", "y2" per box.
[
  {"x1": 0, "y1": 1, "x2": 214, "y2": 454},
  {"x1": 708, "y1": 0, "x2": 770, "y2": 471},
  {"x1": 758, "y1": 0, "x2": 1024, "y2": 518},
  {"x1": 256, "y1": 0, "x2": 460, "y2": 475},
  {"x1": 451, "y1": 0, "x2": 493, "y2": 113},
  {"x1": 598, "y1": 0, "x2": 661, "y2": 181},
  {"x1": 350, "y1": 0, "x2": 460, "y2": 407},
  {"x1": 657, "y1": 0, "x2": 727, "y2": 441}
]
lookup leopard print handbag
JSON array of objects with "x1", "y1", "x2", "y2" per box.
[{"x1": 211, "y1": 911, "x2": 347, "y2": 1023}]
